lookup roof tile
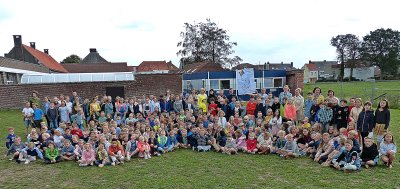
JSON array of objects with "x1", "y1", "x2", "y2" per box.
[{"x1": 22, "y1": 45, "x2": 67, "y2": 72}]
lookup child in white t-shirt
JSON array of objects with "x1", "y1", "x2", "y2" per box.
[{"x1": 22, "y1": 102, "x2": 34, "y2": 136}]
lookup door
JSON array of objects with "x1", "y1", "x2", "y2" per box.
[{"x1": 106, "y1": 87, "x2": 125, "y2": 99}]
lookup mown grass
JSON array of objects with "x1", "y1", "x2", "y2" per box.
[
  {"x1": 304, "y1": 81, "x2": 400, "y2": 108},
  {"x1": 1, "y1": 109, "x2": 400, "y2": 189}
]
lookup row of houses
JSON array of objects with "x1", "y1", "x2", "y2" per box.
[
  {"x1": 303, "y1": 60, "x2": 379, "y2": 83},
  {"x1": 0, "y1": 35, "x2": 377, "y2": 87}
]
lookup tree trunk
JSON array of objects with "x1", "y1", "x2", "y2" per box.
[
  {"x1": 350, "y1": 67, "x2": 353, "y2": 81},
  {"x1": 340, "y1": 51, "x2": 345, "y2": 82}
]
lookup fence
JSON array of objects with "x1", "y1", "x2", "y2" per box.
[{"x1": 303, "y1": 80, "x2": 400, "y2": 109}]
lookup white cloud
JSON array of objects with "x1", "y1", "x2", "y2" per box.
[{"x1": 0, "y1": 0, "x2": 399, "y2": 68}]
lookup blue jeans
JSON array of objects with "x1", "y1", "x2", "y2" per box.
[{"x1": 49, "y1": 120, "x2": 58, "y2": 129}]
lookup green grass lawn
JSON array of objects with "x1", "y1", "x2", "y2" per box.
[
  {"x1": 304, "y1": 81, "x2": 400, "y2": 108},
  {"x1": 1, "y1": 109, "x2": 400, "y2": 189}
]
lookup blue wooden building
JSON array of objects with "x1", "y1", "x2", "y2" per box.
[{"x1": 182, "y1": 70, "x2": 287, "y2": 100}]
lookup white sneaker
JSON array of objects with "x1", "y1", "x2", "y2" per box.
[
  {"x1": 144, "y1": 155, "x2": 148, "y2": 160},
  {"x1": 111, "y1": 162, "x2": 116, "y2": 166},
  {"x1": 79, "y1": 163, "x2": 87, "y2": 167},
  {"x1": 148, "y1": 155, "x2": 151, "y2": 159},
  {"x1": 24, "y1": 160, "x2": 30, "y2": 164}
]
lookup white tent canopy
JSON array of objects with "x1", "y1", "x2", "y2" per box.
[{"x1": 21, "y1": 72, "x2": 135, "y2": 84}]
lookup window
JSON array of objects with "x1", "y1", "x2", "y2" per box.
[
  {"x1": 190, "y1": 80, "x2": 203, "y2": 90},
  {"x1": 254, "y1": 78, "x2": 263, "y2": 89},
  {"x1": 210, "y1": 80, "x2": 219, "y2": 89},
  {"x1": 263, "y1": 78, "x2": 273, "y2": 88},
  {"x1": 274, "y1": 78, "x2": 283, "y2": 88},
  {"x1": 220, "y1": 80, "x2": 230, "y2": 89}
]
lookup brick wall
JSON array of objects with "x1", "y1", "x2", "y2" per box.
[
  {"x1": 286, "y1": 69, "x2": 304, "y2": 94},
  {"x1": 0, "y1": 74, "x2": 182, "y2": 109}
]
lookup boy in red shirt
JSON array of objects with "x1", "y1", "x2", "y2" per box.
[
  {"x1": 108, "y1": 138, "x2": 125, "y2": 165},
  {"x1": 246, "y1": 96, "x2": 257, "y2": 116},
  {"x1": 208, "y1": 98, "x2": 218, "y2": 116}
]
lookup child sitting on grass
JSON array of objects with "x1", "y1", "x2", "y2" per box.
[
  {"x1": 157, "y1": 130, "x2": 169, "y2": 154},
  {"x1": 333, "y1": 139, "x2": 361, "y2": 172},
  {"x1": 245, "y1": 132, "x2": 258, "y2": 154},
  {"x1": 96, "y1": 143, "x2": 112, "y2": 167},
  {"x1": 221, "y1": 135, "x2": 237, "y2": 155},
  {"x1": 314, "y1": 133, "x2": 334, "y2": 164},
  {"x1": 193, "y1": 128, "x2": 211, "y2": 152},
  {"x1": 257, "y1": 131, "x2": 272, "y2": 155},
  {"x1": 44, "y1": 141, "x2": 61, "y2": 164},
  {"x1": 108, "y1": 138, "x2": 125, "y2": 165},
  {"x1": 138, "y1": 136, "x2": 151, "y2": 160},
  {"x1": 278, "y1": 134, "x2": 299, "y2": 158},
  {"x1": 380, "y1": 133, "x2": 396, "y2": 168},
  {"x1": 360, "y1": 137, "x2": 379, "y2": 169},
  {"x1": 19, "y1": 142, "x2": 43, "y2": 164},
  {"x1": 79, "y1": 143, "x2": 96, "y2": 166},
  {"x1": 7, "y1": 137, "x2": 26, "y2": 162},
  {"x1": 271, "y1": 130, "x2": 286, "y2": 154},
  {"x1": 125, "y1": 134, "x2": 139, "y2": 161},
  {"x1": 167, "y1": 130, "x2": 178, "y2": 151},
  {"x1": 61, "y1": 139, "x2": 76, "y2": 161}
]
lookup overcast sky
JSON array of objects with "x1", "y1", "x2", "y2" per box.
[{"x1": 0, "y1": 0, "x2": 399, "y2": 68}]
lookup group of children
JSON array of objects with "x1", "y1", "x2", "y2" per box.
[{"x1": 5, "y1": 88, "x2": 396, "y2": 172}]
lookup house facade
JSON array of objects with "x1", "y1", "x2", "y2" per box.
[{"x1": 302, "y1": 63, "x2": 318, "y2": 83}]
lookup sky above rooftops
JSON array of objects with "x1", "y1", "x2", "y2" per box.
[{"x1": 0, "y1": 0, "x2": 399, "y2": 68}]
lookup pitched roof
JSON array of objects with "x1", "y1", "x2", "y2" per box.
[
  {"x1": 81, "y1": 48, "x2": 109, "y2": 64},
  {"x1": 0, "y1": 56, "x2": 49, "y2": 73},
  {"x1": 266, "y1": 62, "x2": 294, "y2": 70},
  {"x1": 62, "y1": 63, "x2": 130, "y2": 73},
  {"x1": 137, "y1": 61, "x2": 178, "y2": 72},
  {"x1": 22, "y1": 45, "x2": 67, "y2": 73},
  {"x1": 181, "y1": 61, "x2": 226, "y2": 73},
  {"x1": 232, "y1": 63, "x2": 264, "y2": 70},
  {"x1": 305, "y1": 63, "x2": 317, "y2": 71}
]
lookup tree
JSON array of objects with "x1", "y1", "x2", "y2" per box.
[
  {"x1": 361, "y1": 28, "x2": 400, "y2": 80},
  {"x1": 61, "y1": 54, "x2": 82, "y2": 64},
  {"x1": 331, "y1": 34, "x2": 361, "y2": 81},
  {"x1": 177, "y1": 19, "x2": 241, "y2": 68}
]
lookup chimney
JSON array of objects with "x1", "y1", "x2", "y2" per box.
[
  {"x1": 90, "y1": 48, "x2": 97, "y2": 53},
  {"x1": 44, "y1": 49, "x2": 49, "y2": 55},
  {"x1": 290, "y1": 62, "x2": 293, "y2": 67},
  {"x1": 13, "y1": 35, "x2": 22, "y2": 47},
  {"x1": 30, "y1": 42, "x2": 36, "y2": 49},
  {"x1": 309, "y1": 60, "x2": 311, "y2": 63},
  {"x1": 324, "y1": 60, "x2": 326, "y2": 62},
  {"x1": 264, "y1": 63, "x2": 267, "y2": 70},
  {"x1": 281, "y1": 61, "x2": 283, "y2": 64}
]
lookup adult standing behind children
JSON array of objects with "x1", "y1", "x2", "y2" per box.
[
  {"x1": 293, "y1": 88, "x2": 304, "y2": 124},
  {"x1": 313, "y1": 87, "x2": 324, "y2": 105},
  {"x1": 197, "y1": 88, "x2": 208, "y2": 113}
]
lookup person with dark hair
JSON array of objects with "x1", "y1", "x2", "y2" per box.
[
  {"x1": 356, "y1": 101, "x2": 375, "y2": 146},
  {"x1": 374, "y1": 99, "x2": 390, "y2": 145},
  {"x1": 313, "y1": 87, "x2": 324, "y2": 105}
]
